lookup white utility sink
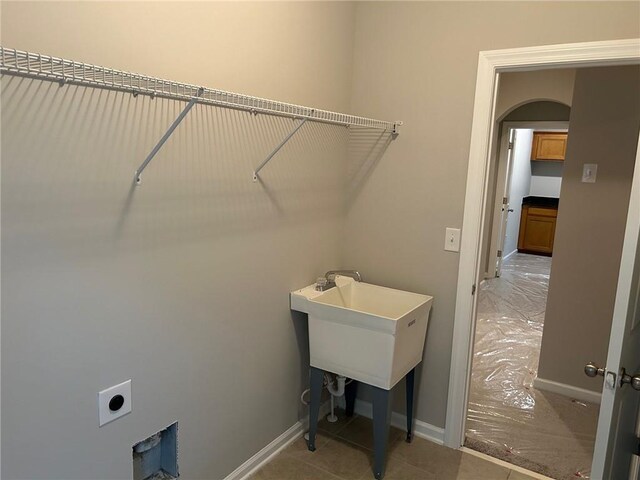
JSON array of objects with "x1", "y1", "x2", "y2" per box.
[{"x1": 291, "y1": 276, "x2": 433, "y2": 390}]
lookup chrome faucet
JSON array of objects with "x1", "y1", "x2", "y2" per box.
[{"x1": 316, "y1": 270, "x2": 362, "y2": 291}]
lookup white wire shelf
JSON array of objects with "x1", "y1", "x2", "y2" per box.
[
  {"x1": 0, "y1": 46, "x2": 401, "y2": 183},
  {"x1": 0, "y1": 47, "x2": 398, "y2": 130}
]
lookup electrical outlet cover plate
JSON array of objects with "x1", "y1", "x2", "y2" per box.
[{"x1": 98, "y1": 379, "x2": 132, "y2": 426}]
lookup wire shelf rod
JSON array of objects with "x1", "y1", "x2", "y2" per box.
[
  {"x1": 1, "y1": 46, "x2": 402, "y2": 183},
  {"x1": 0, "y1": 46, "x2": 398, "y2": 131}
]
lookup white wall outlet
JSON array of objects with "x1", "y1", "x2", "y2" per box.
[
  {"x1": 445, "y1": 227, "x2": 461, "y2": 252},
  {"x1": 582, "y1": 163, "x2": 598, "y2": 183},
  {"x1": 98, "y1": 379, "x2": 132, "y2": 427}
]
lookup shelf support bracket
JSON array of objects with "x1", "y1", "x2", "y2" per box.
[
  {"x1": 391, "y1": 121, "x2": 403, "y2": 140},
  {"x1": 135, "y1": 87, "x2": 204, "y2": 184},
  {"x1": 253, "y1": 118, "x2": 308, "y2": 182}
]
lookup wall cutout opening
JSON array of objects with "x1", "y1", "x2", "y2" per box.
[{"x1": 133, "y1": 422, "x2": 178, "y2": 480}]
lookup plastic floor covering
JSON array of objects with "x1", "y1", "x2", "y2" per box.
[{"x1": 465, "y1": 253, "x2": 599, "y2": 480}]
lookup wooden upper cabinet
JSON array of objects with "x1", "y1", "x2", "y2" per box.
[{"x1": 531, "y1": 132, "x2": 568, "y2": 161}]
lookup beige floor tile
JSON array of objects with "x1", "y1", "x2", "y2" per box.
[
  {"x1": 255, "y1": 431, "x2": 521, "y2": 480},
  {"x1": 381, "y1": 464, "x2": 437, "y2": 480},
  {"x1": 291, "y1": 436, "x2": 373, "y2": 479},
  {"x1": 389, "y1": 436, "x2": 462, "y2": 470},
  {"x1": 337, "y1": 415, "x2": 405, "y2": 451},
  {"x1": 249, "y1": 453, "x2": 341, "y2": 480},
  {"x1": 283, "y1": 431, "x2": 331, "y2": 457},
  {"x1": 507, "y1": 470, "x2": 542, "y2": 480},
  {"x1": 444, "y1": 453, "x2": 512, "y2": 480},
  {"x1": 390, "y1": 437, "x2": 510, "y2": 480},
  {"x1": 358, "y1": 454, "x2": 437, "y2": 480},
  {"x1": 318, "y1": 408, "x2": 357, "y2": 436}
]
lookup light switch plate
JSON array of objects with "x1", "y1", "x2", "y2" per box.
[
  {"x1": 98, "y1": 379, "x2": 131, "y2": 426},
  {"x1": 445, "y1": 227, "x2": 461, "y2": 252},
  {"x1": 582, "y1": 163, "x2": 598, "y2": 183}
]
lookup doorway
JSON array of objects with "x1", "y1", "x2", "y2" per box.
[
  {"x1": 445, "y1": 39, "x2": 640, "y2": 480},
  {"x1": 466, "y1": 114, "x2": 597, "y2": 477},
  {"x1": 487, "y1": 120, "x2": 569, "y2": 280}
]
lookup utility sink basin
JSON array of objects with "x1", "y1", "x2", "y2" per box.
[{"x1": 291, "y1": 276, "x2": 433, "y2": 390}]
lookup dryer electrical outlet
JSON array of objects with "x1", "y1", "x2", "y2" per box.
[{"x1": 98, "y1": 379, "x2": 132, "y2": 426}]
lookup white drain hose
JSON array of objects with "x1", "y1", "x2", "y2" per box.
[{"x1": 300, "y1": 388, "x2": 311, "y2": 405}]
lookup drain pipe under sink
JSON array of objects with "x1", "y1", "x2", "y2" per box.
[
  {"x1": 301, "y1": 373, "x2": 349, "y2": 441},
  {"x1": 325, "y1": 374, "x2": 346, "y2": 423}
]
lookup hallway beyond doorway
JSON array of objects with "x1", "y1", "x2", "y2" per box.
[{"x1": 465, "y1": 254, "x2": 599, "y2": 479}]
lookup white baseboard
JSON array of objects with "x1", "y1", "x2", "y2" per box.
[
  {"x1": 354, "y1": 399, "x2": 445, "y2": 445},
  {"x1": 533, "y1": 377, "x2": 601, "y2": 404},
  {"x1": 223, "y1": 402, "x2": 331, "y2": 480},
  {"x1": 223, "y1": 420, "x2": 304, "y2": 480},
  {"x1": 502, "y1": 249, "x2": 517, "y2": 261}
]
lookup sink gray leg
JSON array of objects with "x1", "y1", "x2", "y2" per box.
[
  {"x1": 371, "y1": 386, "x2": 392, "y2": 480},
  {"x1": 308, "y1": 367, "x2": 324, "y2": 452},
  {"x1": 345, "y1": 379, "x2": 358, "y2": 417},
  {"x1": 406, "y1": 368, "x2": 415, "y2": 443}
]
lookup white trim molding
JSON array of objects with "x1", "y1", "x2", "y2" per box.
[
  {"x1": 223, "y1": 421, "x2": 304, "y2": 480},
  {"x1": 354, "y1": 399, "x2": 445, "y2": 445},
  {"x1": 224, "y1": 402, "x2": 331, "y2": 480},
  {"x1": 533, "y1": 377, "x2": 602, "y2": 405},
  {"x1": 501, "y1": 249, "x2": 517, "y2": 262},
  {"x1": 445, "y1": 38, "x2": 640, "y2": 449}
]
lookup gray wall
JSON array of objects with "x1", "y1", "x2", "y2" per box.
[
  {"x1": 537, "y1": 65, "x2": 640, "y2": 392},
  {"x1": 2, "y1": 2, "x2": 640, "y2": 479},
  {"x1": 496, "y1": 70, "x2": 576, "y2": 121},
  {"x1": 504, "y1": 130, "x2": 533, "y2": 257},
  {"x1": 1, "y1": 2, "x2": 357, "y2": 479},
  {"x1": 503, "y1": 102, "x2": 572, "y2": 123},
  {"x1": 345, "y1": 2, "x2": 639, "y2": 427}
]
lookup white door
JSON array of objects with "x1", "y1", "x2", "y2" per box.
[
  {"x1": 590, "y1": 137, "x2": 640, "y2": 480},
  {"x1": 494, "y1": 129, "x2": 516, "y2": 277}
]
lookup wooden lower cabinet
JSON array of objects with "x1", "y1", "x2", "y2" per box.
[{"x1": 518, "y1": 205, "x2": 557, "y2": 255}]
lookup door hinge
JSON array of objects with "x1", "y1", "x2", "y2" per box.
[
  {"x1": 502, "y1": 197, "x2": 508, "y2": 205},
  {"x1": 508, "y1": 141, "x2": 514, "y2": 150},
  {"x1": 471, "y1": 284, "x2": 476, "y2": 295},
  {"x1": 497, "y1": 250, "x2": 502, "y2": 257}
]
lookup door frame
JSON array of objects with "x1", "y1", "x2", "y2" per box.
[
  {"x1": 444, "y1": 38, "x2": 640, "y2": 449},
  {"x1": 487, "y1": 121, "x2": 569, "y2": 278}
]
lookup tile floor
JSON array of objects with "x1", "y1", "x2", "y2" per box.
[
  {"x1": 466, "y1": 253, "x2": 599, "y2": 479},
  {"x1": 251, "y1": 410, "x2": 539, "y2": 480}
]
